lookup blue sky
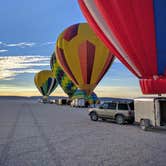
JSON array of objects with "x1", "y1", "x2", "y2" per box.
[
  {"x1": 0, "y1": 0, "x2": 142, "y2": 97},
  {"x1": 0, "y1": 0, "x2": 85, "y2": 55}
]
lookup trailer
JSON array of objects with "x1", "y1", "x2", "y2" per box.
[{"x1": 134, "y1": 97, "x2": 166, "y2": 130}]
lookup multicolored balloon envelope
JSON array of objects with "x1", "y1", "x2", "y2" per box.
[
  {"x1": 56, "y1": 23, "x2": 115, "y2": 95},
  {"x1": 34, "y1": 70, "x2": 58, "y2": 97},
  {"x1": 72, "y1": 89, "x2": 99, "y2": 104},
  {"x1": 78, "y1": 0, "x2": 166, "y2": 94},
  {"x1": 50, "y1": 52, "x2": 77, "y2": 97}
]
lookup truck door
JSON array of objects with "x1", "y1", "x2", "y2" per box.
[
  {"x1": 117, "y1": 103, "x2": 130, "y2": 117},
  {"x1": 98, "y1": 103, "x2": 117, "y2": 118},
  {"x1": 160, "y1": 101, "x2": 166, "y2": 126},
  {"x1": 104, "y1": 103, "x2": 117, "y2": 118},
  {"x1": 97, "y1": 103, "x2": 109, "y2": 117}
]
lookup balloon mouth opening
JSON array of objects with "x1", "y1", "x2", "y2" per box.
[
  {"x1": 140, "y1": 78, "x2": 166, "y2": 94},
  {"x1": 77, "y1": 85, "x2": 96, "y2": 96},
  {"x1": 74, "y1": 89, "x2": 92, "y2": 96}
]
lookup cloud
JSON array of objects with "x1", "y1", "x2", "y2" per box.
[
  {"x1": 40, "y1": 41, "x2": 55, "y2": 46},
  {"x1": 0, "y1": 41, "x2": 56, "y2": 49},
  {"x1": 3, "y1": 42, "x2": 36, "y2": 48},
  {"x1": 94, "y1": 85, "x2": 141, "y2": 98},
  {"x1": 0, "y1": 84, "x2": 67, "y2": 97},
  {"x1": 12, "y1": 69, "x2": 42, "y2": 74},
  {"x1": 110, "y1": 78, "x2": 122, "y2": 81},
  {"x1": 0, "y1": 49, "x2": 8, "y2": 53},
  {"x1": 0, "y1": 55, "x2": 50, "y2": 80}
]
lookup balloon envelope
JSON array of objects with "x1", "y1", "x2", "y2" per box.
[
  {"x1": 56, "y1": 23, "x2": 115, "y2": 94},
  {"x1": 78, "y1": 0, "x2": 166, "y2": 94},
  {"x1": 34, "y1": 70, "x2": 58, "y2": 97},
  {"x1": 50, "y1": 52, "x2": 77, "y2": 97}
]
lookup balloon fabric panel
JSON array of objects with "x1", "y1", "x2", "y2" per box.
[
  {"x1": 153, "y1": 0, "x2": 166, "y2": 75},
  {"x1": 78, "y1": 0, "x2": 142, "y2": 77}
]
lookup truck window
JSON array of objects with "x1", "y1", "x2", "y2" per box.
[
  {"x1": 102, "y1": 103, "x2": 109, "y2": 109},
  {"x1": 129, "y1": 102, "x2": 134, "y2": 110},
  {"x1": 118, "y1": 103, "x2": 128, "y2": 110},
  {"x1": 108, "y1": 103, "x2": 116, "y2": 109}
]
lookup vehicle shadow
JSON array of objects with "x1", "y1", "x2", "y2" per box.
[{"x1": 97, "y1": 119, "x2": 166, "y2": 134}]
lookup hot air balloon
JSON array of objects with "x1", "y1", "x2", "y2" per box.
[
  {"x1": 72, "y1": 89, "x2": 99, "y2": 105},
  {"x1": 78, "y1": 0, "x2": 166, "y2": 95},
  {"x1": 50, "y1": 52, "x2": 77, "y2": 97},
  {"x1": 56, "y1": 23, "x2": 115, "y2": 95},
  {"x1": 87, "y1": 92, "x2": 100, "y2": 105},
  {"x1": 34, "y1": 70, "x2": 58, "y2": 100}
]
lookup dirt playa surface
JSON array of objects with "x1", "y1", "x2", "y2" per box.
[{"x1": 0, "y1": 99, "x2": 166, "y2": 166}]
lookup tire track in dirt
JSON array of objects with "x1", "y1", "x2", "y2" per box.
[
  {"x1": 27, "y1": 103, "x2": 63, "y2": 166},
  {"x1": 0, "y1": 103, "x2": 23, "y2": 166}
]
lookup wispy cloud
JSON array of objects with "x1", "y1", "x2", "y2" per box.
[
  {"x1": 41, "y1": 41, "x2": 55, "y2": 46},
  {"x1": 94, "y1": 85, "x2": 141, "y2": 98},
  {"x1": 0, "y1": 55, "x2": 50, "y2": 80},
  {"x1": 0, "y1": 49, "x2": 8, "y2": 53},
  {"x1": 0, "y1": 85, "x2": 67, "y2": 97},
  {"x1": 3, "y1": 42, "x2": 36, "y2": 48},
  {"x1": 0, "y1": 41, "x2": 56, "y2": 49}
]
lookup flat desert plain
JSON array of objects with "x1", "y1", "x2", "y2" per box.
[{"x1": 0, "y1": 98, "x2": 166, "y2": 166}]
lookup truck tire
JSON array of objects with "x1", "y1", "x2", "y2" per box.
[
  {"x1": 128, "y1": 119, "x2": 134, "y2": 124},
  {"x1": 90, "y1": 112, "x2": 98, "y2": 121},
  {"x1": 102, "y1": 118, "x2": 106, "y2": 121},
  {"x1": 140, "y1": 119, "x2": 150, "y2": 131},
  {"x1": 116, "y1": 115, "x2": 125, "y2": 125}
]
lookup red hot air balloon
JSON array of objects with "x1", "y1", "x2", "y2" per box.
[{"x1": 78, "y1": 0, "x2": 166, "y2": 94}]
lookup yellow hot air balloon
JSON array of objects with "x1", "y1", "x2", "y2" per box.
[
  {"x1": 34, "y1": 70, "x2": 58, "y2": 100},
  {"x1": 56, "y1": 23, "x2": 115, "y2": 95}
]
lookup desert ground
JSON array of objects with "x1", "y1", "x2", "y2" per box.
[{"x1": 0, "y1": 98, "x2": 166, "y2": 166}]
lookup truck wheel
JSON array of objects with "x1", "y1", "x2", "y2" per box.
[
  {"x1": 116, "y1": 115, "x2": 125, "y2": 125},
  {"x1": 102, "y1": 118, "x2": 106, "y2": 121},
  {"x1": 90, "y1": 112, "x2": 98, "y2": 121},
  {"x1": 140, "y1": 119, "x2": 150, "y2": 131},
  {"x1": 128, "y1": 119, "x2": 134, "y2": 124}
]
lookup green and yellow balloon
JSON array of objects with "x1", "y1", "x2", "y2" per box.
[
  {"x1": 50, "y1": 52, "x2": 77, "y2": 97},
  {"x1": 34, "y1": 70, "x2": 58, "y2": 99},
  {"x1": 72, "y1": 89, "x2": 99, "y2": 105}
]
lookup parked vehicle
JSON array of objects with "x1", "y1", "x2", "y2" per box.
[
  {"x1": 134, "y1": 97, "x2": 166, "y2": 130},
  {"x1": 58, "y1": 98, "x2": 67, "y2": 105},
  {"x1": 71, "y1": 99, "x2": 75, "y2": 107},
  {"x1": 38, "y1": 98, "x2": 50, "y2": 104},
  {"x1": 88, "y1": 101, "x2": 134, "y2": 124},
  {"x1": 71, "y1": 98, "x2": 85, "y2": 107}
]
